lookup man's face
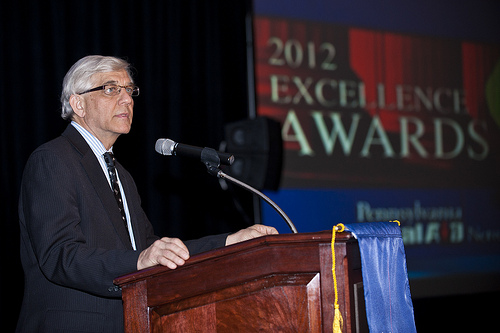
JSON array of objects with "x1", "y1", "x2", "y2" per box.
[{"x1": 75, "y1": 69, "x2": 134, "y2": 148}]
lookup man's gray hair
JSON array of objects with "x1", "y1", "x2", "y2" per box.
[{"x1": 60, "y1": 55, "x2": 133, "y2": 120}]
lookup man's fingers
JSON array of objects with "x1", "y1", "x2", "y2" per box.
[
  {"x1": 157, "y1": 237, "x2": 190, "y2": 260},
  {"x1": 156, "y1": 250, "x2": 186, "y2": 269},
  {"x1": 249, "y1": 224, "x2": 279, "y2": 235},
  {"x1": 137, "y1": 237, "x2": 190, "y2": 270},
  {"x1": 225, "y1": 225, "x2": 279, "y2": 246}
]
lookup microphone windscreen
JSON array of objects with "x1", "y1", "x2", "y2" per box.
[{"x1": 155, "y1": 138, "x2": 176, "y2": 155}]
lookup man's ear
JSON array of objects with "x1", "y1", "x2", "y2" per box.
[{"x1": 69, "y1": 94, "x2": 85, "y2": 117}]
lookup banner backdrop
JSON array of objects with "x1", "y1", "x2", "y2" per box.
[
  {"x1": 253, "y1": 14, "x2": 500, "y2": 295},
  {"x1": 255, "y1": 17, "x2": 500, "y2": 188}
]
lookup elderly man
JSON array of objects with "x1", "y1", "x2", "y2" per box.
[{"x1": 16, "y1": 55, "x2": 277, "y2": 332}]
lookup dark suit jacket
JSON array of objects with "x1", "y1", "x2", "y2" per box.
[{"x1": 16, "y1": 125, "x2": 227, "y2": 332}]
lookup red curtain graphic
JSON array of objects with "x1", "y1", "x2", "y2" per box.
[{"x1": 254, "y1": 17, "x2": 500, "y2": 188}]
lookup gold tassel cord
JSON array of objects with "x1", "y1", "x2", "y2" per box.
[
  {"x1": 390, "y1": 219, "x2": 401, "y2": 226},
  {"x1": 332, "y1": 223, "x2": 345, "y2": 333}
]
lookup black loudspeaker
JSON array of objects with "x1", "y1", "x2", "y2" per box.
[{"x1": 224, "y1": 117, "x2": 283, "y2": 190}]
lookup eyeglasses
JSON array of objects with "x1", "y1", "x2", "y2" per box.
[{"x1": 78, "y1": 84, "x2": 140, "y2": 97}]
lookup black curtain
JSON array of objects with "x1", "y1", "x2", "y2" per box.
[{"x1": 0, "y1": 0, "x2": 254, "y2": 329}]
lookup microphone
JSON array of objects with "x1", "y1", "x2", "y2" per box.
[
  {"x1": 155, "y1": 138, "x2": 235, "y2": 166},
  {"x1": 155, "y1": 138, "x2": 297, "y2": 233}
]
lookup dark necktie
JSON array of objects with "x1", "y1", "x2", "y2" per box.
[{"x1": 103, "y1": 152, "x2": 130, "y2": 241}]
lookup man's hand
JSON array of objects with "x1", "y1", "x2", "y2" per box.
[
  {"x1": 226, "y1": 224, "x2": 279, "y2": 246},
  {"x1": 137, "y1": 237, "x2": 190, "y2": 271}
]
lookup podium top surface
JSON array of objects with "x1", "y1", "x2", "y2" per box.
[{"x1": 114, "y1": 230, "x2": 354, "y2": 287}]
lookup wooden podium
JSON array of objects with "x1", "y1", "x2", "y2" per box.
[{"x1": 114, "y1": 231, "x2": 367, "y2": 332}]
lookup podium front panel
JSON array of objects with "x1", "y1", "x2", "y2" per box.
[{"x1": 115, "y1": 231, "x2": 365, "y2": 332}]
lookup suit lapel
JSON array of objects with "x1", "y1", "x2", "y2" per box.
[{"x1": 62, "y1": 125, "x2": 134, "y2": 249}]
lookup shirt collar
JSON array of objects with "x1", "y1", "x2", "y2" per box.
[{"x1": 70, "y1": 121, "x2": 113, "y2": 158}]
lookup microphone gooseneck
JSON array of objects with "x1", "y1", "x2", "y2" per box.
[{"x1": 217, "y1": 170, "x2": 298, "y2": 233}]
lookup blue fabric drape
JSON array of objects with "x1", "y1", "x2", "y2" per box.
[{"x1": 345, "y1": 222, "x2": 417, "y2": 333}]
